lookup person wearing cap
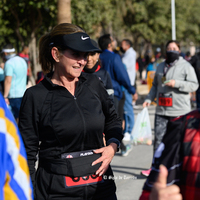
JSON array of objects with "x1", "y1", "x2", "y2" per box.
[
  {"x1": 2, "y1": 44, "x2": 27, "y2": 122},
  {"x1": 83, "y1": 39, "x2": 114, "y2": 97},
  {"x1": 18, "y1": 23, "x2": 123, "y2": 200}
]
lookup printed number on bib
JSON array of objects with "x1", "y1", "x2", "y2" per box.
[{"x1": 158, "y1": 93, "x2": 173, "y2": 107}]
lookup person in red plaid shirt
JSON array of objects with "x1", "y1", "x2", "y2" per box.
[{"x1": 140, "y1": 109, "x2": 200, "y2": 200}]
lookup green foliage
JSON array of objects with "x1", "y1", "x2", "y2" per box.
[
  {"x1": 0, "y1": 0, "x2": 57, "y2": 50},
  {"x1": 71, "y1": 0, "x2": 114, "y2": 37},
  {"x1": 0, "y1": 0, "x2": 200, "y2": 52}
]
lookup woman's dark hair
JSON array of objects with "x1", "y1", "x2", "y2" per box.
[
  {"x1": 165, "y1": 40, "x2": 180, "y2": 50},
  {"x1": 39, "y1": 23, "x2": 85, "y2": 73}
]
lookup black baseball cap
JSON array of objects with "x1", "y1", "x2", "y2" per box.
[
  {"x1": 50, "y1": 32, "x2": 101, "y2": 53},
  {"x1": 90, "y1": 39, "x2": 102, "y2": 53}
]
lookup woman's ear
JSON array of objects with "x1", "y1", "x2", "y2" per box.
[
  {"x1": 51, "y1": 47, "x2": 60, "y2": 62},
  {"x1": 96, "y1": 53, "x2": 100, "y2": 59}
]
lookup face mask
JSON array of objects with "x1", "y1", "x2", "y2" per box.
[
  {"x1": 166, "y1": 51, "x2": 179, "y2": 64},
  {"x1": 4, "y1": 54, "x2": 16, "y2": 61}
]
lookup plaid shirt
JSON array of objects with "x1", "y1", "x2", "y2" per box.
[{"x1": 140, "y1": 109, "x2": 200, "y2": 200}]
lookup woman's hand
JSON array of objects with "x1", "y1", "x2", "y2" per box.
[
  {"x1": 143, "y1": 101, "x2": 150, "y2": 108},
  {"x1": 92, "y1": 143, "x2": 117, "y2": 176},
  {"x1": 4, "y1": 97, "x2": 10, "y2": 105},
  {"x1": 164, "y1": 79, "x2": 175, "y2": 88}
]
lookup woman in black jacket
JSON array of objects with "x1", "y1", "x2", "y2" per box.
[{"x1": 19, "y1": 23, "x2": 123, "y2": 200}]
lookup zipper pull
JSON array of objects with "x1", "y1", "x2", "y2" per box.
[{"x1": 74, "y1": 96, "x2": 76, "y2": 100}]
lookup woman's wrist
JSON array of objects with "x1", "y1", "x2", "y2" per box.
[{"x1": 109, "y1": 142, "x2": 118, "y2": 153}]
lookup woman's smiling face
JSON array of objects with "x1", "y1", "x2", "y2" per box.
[
  {"x1": 86, "y1": 52, "x2": 100, "y2": 69},
  {"x1": 57, "y1": 48, "x2": 88, "y2": 79}
]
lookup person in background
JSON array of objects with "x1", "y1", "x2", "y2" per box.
[
  {"x1": 154, "y1": 47, "x2": 164, "y2": 67},
  {"x1": 120, "y1": 39, "x2": 137, "y2": 142},
  {"x1": 98, "y1": 34, "x2": 137, "y2": 156},
  {"x1": 19, "y1": 23, "x2": 123, "y2": 200},
  {"x1": 140, "y1": 108, "x2": 200, "y2": 200},
  {"x1": 137, "y1": 54, "x2": 145, "y2": 80},
  {"x1": 189, "y1": 52, "x2": 200, "y2": 108},
  {"x1": 146, "y1": 56, "x2": 156, "y2": 78},
  {"x1": 18, "y1": 46, "x2": 35, "y2": 86},
  {"x1": 185, "y1": 51, "x2": 191, "y2": 61},
  {"x1": 0, "y1": 62, "x2": 4, "y2": 95},
  {"x1": 0, "y1": 93, "x2": 33, "y2": 200},
  {"x1": 83, "y1": 39, "x2": 114, "y2": 97},
  {"x1": 141, "y1": 40, "x2": 199, "y2": 177},
  {"x1": 146, "y1": 56, "x2": 156, "y2": 93},
  {"x1": 2, "y1": 44, "x2": 27, "y2": 123}
]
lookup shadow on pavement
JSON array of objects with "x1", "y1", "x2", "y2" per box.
[{"x1": 111, "y1": 165, "x2": 149, "y2": 171}]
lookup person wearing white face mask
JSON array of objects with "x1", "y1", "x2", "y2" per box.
[{"x1": 141, "y1": 40, "x2": 199, "y2": 177}]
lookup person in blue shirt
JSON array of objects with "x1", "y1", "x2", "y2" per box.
[
  {"x1": 2, "y1": 44, "x2": 27, "y2": 122},
  {"x1": 146, "y1": 56, "x2": 156, "y2": 78},
  {"x1": 98, "y1": 34, "x2": 137, "y2": 112},
  {"x1": 98, "y1": 34, "x2": 137, "y2": 156},
  {"x1": 0, "y1": 92, "x2": 33, "y2": 200}
]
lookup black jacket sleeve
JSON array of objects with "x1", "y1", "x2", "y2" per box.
[
  {"x1": 87, "y1": 75, "x2": 123, "y2": 143},
  {"x1": 19, "y1": 88, "x2": 41, "y2": 188}
]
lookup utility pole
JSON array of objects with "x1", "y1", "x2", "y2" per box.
[{"x1": 171, "y1": 0, "x2": 176, "y2": 40}]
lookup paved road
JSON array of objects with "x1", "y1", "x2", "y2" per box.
[{"x1": 111, "y1": 104, "x2": 156, "y2": 200}]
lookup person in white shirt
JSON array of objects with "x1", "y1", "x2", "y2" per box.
[{"x1": 121, "y1": 39, "x2": 137, "y2": 143}]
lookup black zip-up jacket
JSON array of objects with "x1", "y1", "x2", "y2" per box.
[{"x1": 19, "y1": 72, "x2": 123, "y2": 200}]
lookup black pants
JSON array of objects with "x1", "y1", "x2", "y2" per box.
[
  {"x1": 154, "y1": 114, "x2": 177, "y2": 155},
  {"x1": 103, "y1": 194, "x2": 117, "y2": 200}
]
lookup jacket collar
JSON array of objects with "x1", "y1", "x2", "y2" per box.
[{"x1": 43, "y1": 71, "x2": 87, "y2": 89}]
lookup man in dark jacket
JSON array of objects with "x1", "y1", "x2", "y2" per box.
[
  {"x1": 98, "y1": 34, "x2": 137, "y2": 110},
  {"x1": 98, "y1": 34, "x2": 137, "y2": 156}
]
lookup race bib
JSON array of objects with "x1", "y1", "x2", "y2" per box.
[{"x1": 158, "y1": 93, "x2": 173, "y2": 107}]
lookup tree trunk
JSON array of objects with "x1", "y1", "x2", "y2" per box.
[
  {"x1": 57, "y1": 0, "x2": 71, "y2": 24},
  {"x1": 29, "y1": 31, "x2": 39, "y2": 79}
]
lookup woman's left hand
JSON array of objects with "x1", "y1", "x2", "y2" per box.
[
  {"x1": 164, "y1": 79, "x2": 175, "y2": 87},
  {"x1": 92, "y1": 143, "x2": 117, "y2": 176}
]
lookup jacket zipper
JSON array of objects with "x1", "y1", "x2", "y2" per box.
[
  {"x1": 74, "y1": 95, "x2": 89, "y2": 199},
  {"x1": 73, "y1": 95, "x2": 86, "y2": 151}
]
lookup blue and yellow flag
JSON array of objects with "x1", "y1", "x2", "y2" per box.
[{"x1": 0, "y1": 94, "x2": 33, "y2": 200}]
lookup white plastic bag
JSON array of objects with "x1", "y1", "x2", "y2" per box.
[{"x1": 131, "y1": 107, "x2": 152, "y2": 145}]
